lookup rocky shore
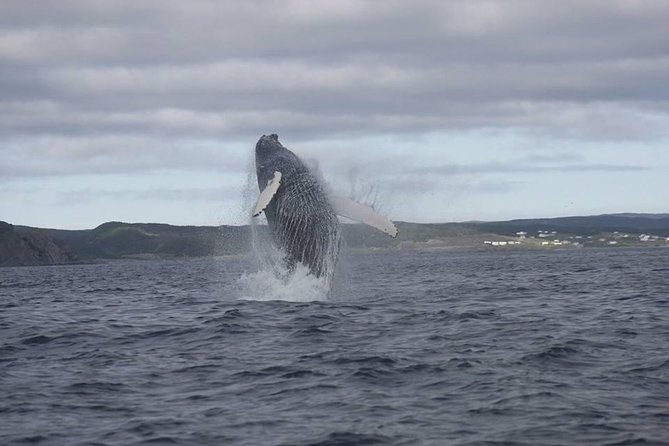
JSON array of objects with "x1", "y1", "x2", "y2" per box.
[{"x1": 0, "y1": 221, "x2": 78, "y2": 267}]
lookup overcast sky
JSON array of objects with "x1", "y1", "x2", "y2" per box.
[{"x1": 1, "y1": 0, "x2": 668, "y2": 229}]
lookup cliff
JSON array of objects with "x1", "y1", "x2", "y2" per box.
[{"x1": 0, "y1": 221, "x2": 79, "y2": 267}]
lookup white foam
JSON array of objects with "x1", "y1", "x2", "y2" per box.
[
  {"x1": 237, "y1": 262, "x2": 330, "y2": 302},
  {"x1": 238, "y1": 154, "x2": 339, "y2": 302}
]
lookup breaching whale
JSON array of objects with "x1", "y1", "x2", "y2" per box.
[{"x1": 253, "y1": 134, "x2": 397, "y2": 281}]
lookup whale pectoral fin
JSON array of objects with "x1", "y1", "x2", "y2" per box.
[
  {"x1": 331, "y1": 196, "x2": 398, "y2": 238},
  {"x1": 253, "y1": 171, "x2": 282, "y2": 217}
]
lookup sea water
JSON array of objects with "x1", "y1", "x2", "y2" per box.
[{"x1": 1, "y1": 248, "x2": 668, "y2": 445}]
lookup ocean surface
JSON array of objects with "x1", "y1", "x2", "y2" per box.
[{"x1": 1, "y1": 248, "x2": 668, "y2": 445}]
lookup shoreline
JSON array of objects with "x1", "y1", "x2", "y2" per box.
[{"x1": 2, "y1": 243, "x2": 667, "y2": 268}]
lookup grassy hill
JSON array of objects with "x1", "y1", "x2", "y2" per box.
[
  {"x1": 472, "y1": 214, "x2": 669, "y2": 237},
  {"x1": 0, "y1": 221, "x2": 78, "y2": 266},
  {"x1": 16, "y1": 222, "x2": 249, "y2": 259},
  {"x1": 6, "y1": 213, "x2": 668, "y2": 264}
]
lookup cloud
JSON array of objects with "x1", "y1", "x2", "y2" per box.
[
  {"x1": 524, "y1": 152, "x2": 584, "y2": 164},
  {"x1": 381, "y1": 177, "x2": 518, "y2": 196},
  {"x1": 0, "y1": 0, "x2": 668, "y2": 146},
  {"x1": 409, "y1": 161, "x2": 650, "y2": 176},
  {"x1": 0, "y1": 134, "x2": 246, "y2": 179},
  {"x1": 57, "y1": 186, "x2": 234, "y2": 205},
  {"x1": 2, "y1": 0, "x2": 668, "y2": 227}
]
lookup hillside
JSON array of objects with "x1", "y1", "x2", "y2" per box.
[
  {"x1": 0, "y1": 221, "x2": 78, "y2": 267},
  {"x1": 16, "y1": 222, "x2": 249, "y2": 260},
  {"x1": 5, "y1": 213, "x2": 668, "y2": 265},
  {"x1": 472, "y1": 214, "x2": 669, "y2": 237}
]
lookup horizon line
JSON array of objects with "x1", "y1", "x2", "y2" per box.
[{"x1": 6, "y1": 212, "x2": 669, "y2": 232}]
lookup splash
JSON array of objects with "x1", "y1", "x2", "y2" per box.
[
  {"x1": 236, "y1": 153, "x2": 338, "y2": 302},
  {"x1": 237, "y1": 264, "x2": 331, "y2": 302},
  {"x1": 236, "y1": 218, "x2": 334, "y2": 302}
]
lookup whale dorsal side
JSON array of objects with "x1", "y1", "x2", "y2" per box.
[
  {"x1": 331, "y1": 196, "x2": 398, "y2": 238},
  {"x1": 253, "y1": 171, "x2": 282, "y2": 217}
]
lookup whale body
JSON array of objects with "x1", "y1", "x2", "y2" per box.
[
  {"x1": 255, "y1": 134, "x2": 341, "y2": 280},
  {"x1": 253, "y1": 134, "x2": 397, "y2": 281}
]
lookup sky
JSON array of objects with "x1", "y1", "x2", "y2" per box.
[{"x1": 1, "y1": 0, "x2": 668, "y2": 229}]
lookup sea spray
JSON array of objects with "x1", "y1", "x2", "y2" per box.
[
  {"x1": 235, "y1": 134, "x2": 396, "y2": 301},
  {"x1": 237, "y1": 263, "x2": 331, "y2": 302},
  {"x1": 236, "y1": 151, "x2": 341, "y2": 302},
  {"x1": 236, "y1": 216, "x2": 335, "y2": 302}
]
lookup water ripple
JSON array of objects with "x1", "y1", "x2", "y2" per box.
[{"x1": 1, "y1": 250, "x2": 668, "y2": 445}]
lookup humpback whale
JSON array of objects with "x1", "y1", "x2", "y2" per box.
[{"x1": 253, "y1": 134, "x2": 397, "y2": 281}]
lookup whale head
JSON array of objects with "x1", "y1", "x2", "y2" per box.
[
  {"x1": 255, "y1": 134, "x2": 283, "y2": 157},
  {"x1": 255, "y1": 134, "x2": 286, "y2": 188}
]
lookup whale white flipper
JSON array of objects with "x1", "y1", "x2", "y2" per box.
[
  {"x1": 331, "y1": 196, "x2": 398, "y2": 238},
  {"x1": 253, "y1": 171, "x2": 282, "y2": 217}
]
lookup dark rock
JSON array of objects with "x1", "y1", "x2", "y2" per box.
[{"x1": 0, "y1": 221, "x2": 78, "y2": 267}]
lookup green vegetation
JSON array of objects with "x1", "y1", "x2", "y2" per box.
[
  {"x1": 4, "y1": 213, "x2": 668, "y2": 266},
  {"x1": 1, "y1": 221, "x2": 78, "y2": 266},
  {"x1": 16, "y1": 222, "x2": 249, "y2": 260}
]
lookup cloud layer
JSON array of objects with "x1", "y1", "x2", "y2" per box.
[
  {"x1": 2, "y1": 0, "x2": 669, "y2": 144},
  {"x1": 1, "y1": 1, "x2": 668, "y2": 226}
]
